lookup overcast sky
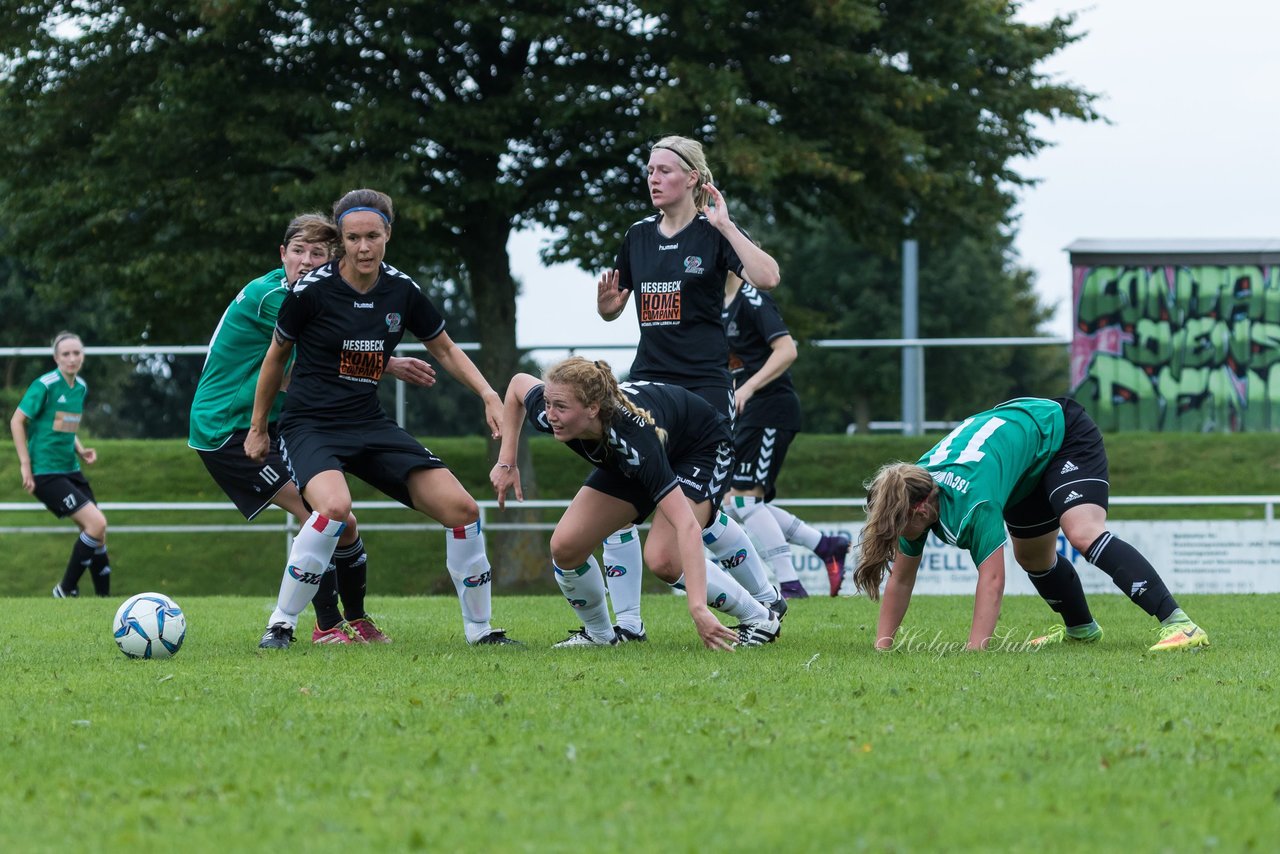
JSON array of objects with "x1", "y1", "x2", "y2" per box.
[{"x1": 508, "y1": 0, "x2": 1280, "y2": 357}]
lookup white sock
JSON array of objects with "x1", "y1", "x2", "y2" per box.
[
  {"x1": 766, "y1": 504, "x2": 822, "y2": 551},
  {"x1": 703, "y1": 510, "x2": 777, "y2": 605},
  {"x1": 671, "y1": 559, "x2": 769, "y2": 623},
  {"x1": 445, "y1": 520, "x2": 495, "y2": 643},
  {"x1": 269, "y1": 512, "x2": 345, "y2": 628},
  {"x1": 603, "y1": 525, "x2": 643, "y2": 634},
  {"x1": 554, "y1": 555, "x2": 616, "y2": 642},
  {"x1": 730, "y1": 495, "x2": 798, "y2": 584}
]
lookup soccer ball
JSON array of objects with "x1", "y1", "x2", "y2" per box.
[{"x1": 113, "y1": 593, "x2": 187, "y2": 659}]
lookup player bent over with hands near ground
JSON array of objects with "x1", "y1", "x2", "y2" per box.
[
  {"x1": 190, "y1": 212, "x2": 435, "y2": 644},
  {"x1": 491, "y1": 357, "x2": 781, "y2": 650},
  {"x1": 246, "y1": 188, "x2": 521, "y2": 648},
  {"x1": 855, "y1": 396, "x2": 1208, "y2": 652}
]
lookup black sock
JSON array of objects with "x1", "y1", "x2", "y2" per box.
[
  {"x1": 61, "y1": 534, "x2": 95, "y2": 595},
  {"x1": 1026, "y1": 553, "x2": 1095, "y2": 627},
  {"x1": 1086, "y1": 532, "x2": 1177, "y2": 621},
  {"x1": 89, "y1": 549, "x2": 111, "y2": 597},
  {"x1": 335, "y1": 538, "x2": 368, "y2": 621},
  {"x1": 312, "y1": 567, "x2": 342, "y2": 630}
]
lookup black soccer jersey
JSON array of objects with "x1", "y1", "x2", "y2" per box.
[
  {"x1": 723, "y1": 283, "x2": 801, "y2": 430},
  {"x1": 616, "y1": 212, "x2": 747, "y2": 387},
  {"x1": 276, "y1": 260, "x2": 445, "y2": 423},
  {"x1": 524, "y1": 380, "x2": 727, "y2": 503}
]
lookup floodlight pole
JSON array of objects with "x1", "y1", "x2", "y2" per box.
[{"x1": 901, "y1": 229, "x2": 924, "y2": 436}]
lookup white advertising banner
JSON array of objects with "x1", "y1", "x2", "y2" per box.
[{"x1": 791, "y1": 521, "x2": 1278, "y2": 597}]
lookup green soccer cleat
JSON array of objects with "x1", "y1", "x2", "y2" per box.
[
  {"x1": 1149, "y1": 621, "x2": 1209, "y2": 651},
  {"x1": 1029, "y1": 622, "x2": 1103, "y2": 649}
]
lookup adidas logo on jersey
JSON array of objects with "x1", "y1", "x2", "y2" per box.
[
  {"x1": 1059, "y1": 461, "x2": 1079, "y2": 474},
  {"x1": 1063, "y1": 490, "x2": 1083, "y2": 503},
  {"x1": 57, "y1": 395, "x2": 67, "y2": 403}
]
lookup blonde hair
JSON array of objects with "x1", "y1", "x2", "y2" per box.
[
  {"x1": 652, "y1": 135, "x2": 714, "y2": 210},
  {"x1": 51, "y1": 331, "x2": 81, "y2": 354},
  {"x1": 854, "y1": 462, "x2": 937, "y2": 600},
  {"x1": 544, "y1": 357, "x2": 667, "y2": 445}
]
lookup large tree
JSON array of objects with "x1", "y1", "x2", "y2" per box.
[
  {"x1": 2, "y1": 0, "x2": 1094, "y2": 351},
  {"x1": 3, "y1": 1, "x2": 1094, "y2": 578}
]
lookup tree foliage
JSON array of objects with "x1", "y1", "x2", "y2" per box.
[
  {"x1": 3, "y1": 0, "x2": 1094, "y2": 323},
  {"x1": 771, "y1": 215, "x2": 1067, "y2": 433}
]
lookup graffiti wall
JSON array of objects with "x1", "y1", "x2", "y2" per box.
[{"x1": 1070, "y1": 263, "x2": 1280, "y2": 431}]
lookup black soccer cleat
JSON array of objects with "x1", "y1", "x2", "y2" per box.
[
  {"x1": 472, "y1": 628, "x2": 525, "y2": 646},
  {"x1": 258, "y1": 622, "x2": 296, "y2": 650},
  {"x1": 613, "y1": 624, "x2": 648, "y2": 643}
]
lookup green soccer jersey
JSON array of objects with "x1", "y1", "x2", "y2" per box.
[
  {"x1": 188, "y1": 269, "x2": 293, "y2": 450},
  {"x1": 899, "y1": 398, "x2": 1066, "y2": 566},
  {"x1": 17, "y1": 370, "x2": 88, "y2": 474}
]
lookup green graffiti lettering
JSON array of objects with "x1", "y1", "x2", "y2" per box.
[
  {"x1": 1123, "y1": 318, "x2": 1174, "y2": 367},
  {"x1": 1172, "y1": 317, "x2": 1226, "y2": 371},
  {"x1": 1074, "y1": 263, "x2": 1280, "y2": 431},
  {"x1": 1077, "y1": 266, "x2": 1126, "y2": 333},
  {"x1": 1157, "y1": 365, "x2": 1212, "y2": 431},
  {"x1": 1079, "y1": 353, "x2": 1162, "y2": 431}
]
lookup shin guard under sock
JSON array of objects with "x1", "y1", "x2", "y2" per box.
[
  {"x1": 603, "y1": 525, "x2": 643, "y2": 633},
  {"x1": 554, "y1": 555, "x2": 616, "y2": 642},
  {"x1": 703, "y1": 510, "x2": 776, "y2": 604},
  {"x1": 334, "y1": 537, "x2": 369, "y2": 620},
  {"x1": 1086, "y1": 531, "x2": 1177, "y2": 621},
  {"x1": 269, "y1": 512, "x2": 345, "y2": 628},
  {"x1": 445, "y1": 520, "x2": 494, "y2": 643},
  {"x1": 1025, "y1": 553, "x2": 1094, "y2": 628}
]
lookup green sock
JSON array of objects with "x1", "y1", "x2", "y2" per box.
[
  {"x1": 1066, "y1": 621, "x2": 1101, "y2": 639},
  {"x1": 1161, "y1": 608, "x2": 1190, "y2": 627}
]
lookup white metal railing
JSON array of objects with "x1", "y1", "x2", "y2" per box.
[{"x1": 2, "y1": 494, "x2": 1276, "y2": 543}]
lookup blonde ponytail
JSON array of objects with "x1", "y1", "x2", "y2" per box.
[
  {"x1": 854, "y1": 463, "x2": 936, "y2": 600},
  {"x1": 543, "y1": 357, "x2": 667, "y2": 444}
]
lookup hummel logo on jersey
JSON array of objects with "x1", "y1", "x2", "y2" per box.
[
  {"x1": 353, "y1": 301, "x2": 374, "y2": 309},
  {"x1": 1130, "y1": 581, "x2": 1147, "y2": 598},
  {"x1": 658, "y1": 242, "x2": 678, "y2": 251},
  {"x1": 1063, "y1": 490, "x2": 1083, "y2": 503},
  {"x1": 1060, "y1": 461, "x2": 1078, "y2": 474}
]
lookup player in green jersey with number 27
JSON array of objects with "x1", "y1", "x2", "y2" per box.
[{"x1": 855, "y1": 397, "x2": 1208, "y2": 653}]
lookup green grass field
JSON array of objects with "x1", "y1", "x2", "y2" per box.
[{"x1": 2, "y1": 592, "x2": 1273, "y2": 853}]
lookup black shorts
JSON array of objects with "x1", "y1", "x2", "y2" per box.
[
  {"x1": 280, "y1": 417, "x2": 446, "y2": 509},
  {"x1": 585, "y1": 438, "x2": 734, "y2": 525},
  {"x1": 730, "y1": 425, "x2": 797, "y2": 502},
  {"x1": 1005, "y1": 397, "x2": 1110, "y2": 538},
  {"x1": 685, "y1": 384, "x2": 736, "y2": 427},
  {"x1": 196, "y1": 426, "x2": 291, "y2": 520},
  {"x1": 33, "y1": 471, "x2": 97, "y2": 518}
]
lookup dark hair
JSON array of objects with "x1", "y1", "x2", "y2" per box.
[
  {"x1": 282, "y1": 213, "x2": 337, "y2": 248},
  {"x1": 333, "y1": 189, "x2": 395, "y2": 229},
  {"x1": 854, "y1": 462, "x2": 937, "y2": 600}
]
